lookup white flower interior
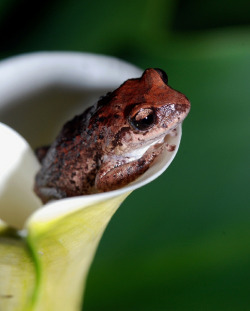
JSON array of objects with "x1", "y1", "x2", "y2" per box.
[{"x1": 0, "y1": 52, "x2": 182, "y2": 229}]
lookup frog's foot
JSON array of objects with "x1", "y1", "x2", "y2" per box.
[
  {"x1": 166, "y1": 143, "x2": 176, "y2": 152},
  {"x1": 95, "y1": 158, "x2": 151, "y2": 192}
]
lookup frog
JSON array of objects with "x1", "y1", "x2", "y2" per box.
[{"x1": 34, "y1": 68, "x2": 190, "y2": 203}]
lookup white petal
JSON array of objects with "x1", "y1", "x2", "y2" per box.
[{"x1": 0, "y1": 123, "x2": 42, "y2": 229}]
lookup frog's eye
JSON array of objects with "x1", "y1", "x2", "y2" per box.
[{"x1": 129, "y1": 108, "x2": 156, "y2": 131}]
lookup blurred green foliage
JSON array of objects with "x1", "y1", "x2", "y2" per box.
[{"x1": 1, "y1": 0, "x2": 250, "y2": 310}]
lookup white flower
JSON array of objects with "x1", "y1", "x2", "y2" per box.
[{"x1": 0, "y1": 53, "x2": 182, "y2": 311}]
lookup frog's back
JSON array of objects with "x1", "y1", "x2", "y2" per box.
[{"x1": 34, "y1": 106, "x2": 99, "y2": 202}]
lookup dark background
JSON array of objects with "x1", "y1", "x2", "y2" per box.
[{"x1": 1, "y1": 0, "x2": 250, "y2": 310}]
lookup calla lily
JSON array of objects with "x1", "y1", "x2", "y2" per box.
[{"x1": 0, "y1": 52, "x2": 182, "y2": 311}]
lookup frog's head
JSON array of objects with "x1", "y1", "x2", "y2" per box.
[{"x1": 89, "y1": 68, "x2": 190, "y2": 158}]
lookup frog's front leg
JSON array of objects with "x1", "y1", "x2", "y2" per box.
[
  {"x1": 95, "y1": 158, "x2": 150, "y2": 192},
  {"x1": 95, "y1": 147, "x2": 164, "y2": 192}
]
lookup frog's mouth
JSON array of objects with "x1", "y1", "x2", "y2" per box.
[{"x1": 123, "y1": 130, "x2": 176, "y2": 163}]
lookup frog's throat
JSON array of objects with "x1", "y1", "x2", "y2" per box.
[
  {"x1": 123, "y1": 136, "x2": 165, "y2": 162},
  {"x1": 104, "y1": 131, "x2": 172, "y2": 165}
]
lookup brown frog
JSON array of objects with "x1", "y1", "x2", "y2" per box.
[{"x1": 34, "y1": 68, "x2": 190, "y2": 203}]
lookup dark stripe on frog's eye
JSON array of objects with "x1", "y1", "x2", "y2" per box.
[{"x1": 123, "y1": 103, "x2": 139, "y2": 118}]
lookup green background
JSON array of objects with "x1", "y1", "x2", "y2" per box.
[{"x1": 1, "y1": 0, "x2": 250, "y2": 310}]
